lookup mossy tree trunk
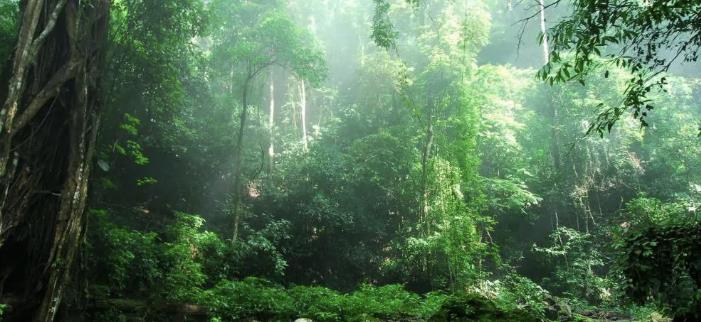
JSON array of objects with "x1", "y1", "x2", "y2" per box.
[{"x1": 0, "y1": 1, "x2": 110, "y2": 321}]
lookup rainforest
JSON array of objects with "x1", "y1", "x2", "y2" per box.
[{"x1": 0, "y1": 0, "x2": 700, "y2": 321}]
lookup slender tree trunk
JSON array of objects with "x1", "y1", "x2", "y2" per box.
[
  {"x1": 419, "y1": 101, "x2": 434, "y2": 279},
  {"x1": 0, "y1": 1, "x2": 110, "y2": 321},
  {"x1": 539, "y1": 0, "x2": 561, "y2": 173},
  {"x1": 420, "y1": 107, "x2": 434, "y2": 233},
  {"x1": 268, "y1": 69, "x2": 275, "y2": 173},
  {"x1": 290, "y1": 76, "x2": 298, "y2": 132},
  {"x1": 539, "y1": 1, "x2": 566, "y2": 249},
  {"x1": 231, "y1": 75, "x2": 252, "y2": 242},
  {"x1": 538, "y1": 0, "x2": 550, "y2": 64},
  {"x1": 299, "y1": 79, "x2": 308, "y2": 152}
]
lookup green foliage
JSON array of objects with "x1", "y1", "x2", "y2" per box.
[
  {"x1": 204, "y1": 277, "x2": 295, "y2": 321},
  {"x1": 291, "y1": 284, "x2": 445, "y2": 321},
  {"x1": 343, "y1": 284, "x2": 428, "y2": 321},
  {"x1": 0, "y1": 0, "x2": 17, "y2": 71},
  {"x1": 95, "y1": 0, "x2": 208, "y2": 210},
  {"x1": 627, "y1": 304, "x2": 669, "y2": 322},
  {"x1": 233, "y1": 219, "x2": 291, "y2": 278},
  {"x1": 79, "y1": 0, "x2": 701, "y2": 320},
  {"x1": 158, "y1": 212, "x2": 209, "y2": 302},
  {"x1": 87, "y1": 210, "x2": 222, "y2": 303},
  {"x1": 431, "y1": 290, "x2": 540, "y2": 322},
  {"x1": 539, "y1": 0, "x2": 701, "y2": 135},
  {"x1": 204, "y1": 279, "x2": 541, "y2": 322},
  {"x1": 88, "y1": 209, "x2": 161, "y2": 294},
  {"x1": 534, "y1": 227, "x2": 611, "y2": 305},
  {"x1": 87, "y1": 207, "x2": 295, "y2": 310},
  {"x1": 616, "y1": 215, "x2": 701, "y2": 319},
  {"x1": 411, "y1": 158, "x2": 490, "y2": 287},
  {"x1": 288, "y1": 286, "x2": 345, "y2": 321},
  {"x1": 210, "y1": 0, "x2": 327, "y2": 84},
  {"x1": 135, "y1": 176, "x2": 157, "y2": 186},
  {"x1": 482, "y1": 177, "x2": 541, "y2": 217},
  {"x1": 623, "y1": 196, "x2": 697, "y2": 226},
  {"x1": 371, "y1": 0, "x2": 398, "y2": 50},
  {"x1": 495, "y1": 275, "x2": 550, "y2": 320}
]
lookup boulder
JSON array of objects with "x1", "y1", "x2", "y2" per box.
[{"x1": 543, "y1": 294, "x2": 572, "y2": 321}]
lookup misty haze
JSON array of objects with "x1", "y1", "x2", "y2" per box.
[{"x1": 0, "y1": 0, "x2": 699, "y2": 321}]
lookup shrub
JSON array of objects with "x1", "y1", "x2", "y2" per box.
[
  {"x1": 497, "y1": 275, "x2": 550, "y2": 319},
  {"x1": 617, "y1": 221, "x2": 701, "y2": 319},
  {"x1": 203, "y1": 279, "x2": 543, "y2": 322},
  {"x1": 88, "y1": 210, "x2": 223, "y2": 303},
  {"x1": 158, "y1": 212, "x2": 211, "y2": 302},
  {"x1": 204, "y1": 277, "x2": 295, "y2": 321},
  {"x1": 87, "y1": 209, "x2": 161, "y2": 296},
  {"x1": 289, "y1": 286, "x2": 344, "y2": 321},
  {"x1": 432, "y1": 290, "x2": 539, "y2": 322}
]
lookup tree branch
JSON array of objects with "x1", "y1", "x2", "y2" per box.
[
  {"x1": 28, "y1": 0, "x2": 68, "y2": 61},
  {"x1": 13, "y1": 60, "x2": 79, "y2": 133}
]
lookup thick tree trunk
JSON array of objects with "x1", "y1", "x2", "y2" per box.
[{"x1": 0, "y1": 1, "x2": 110, "y2": 321}]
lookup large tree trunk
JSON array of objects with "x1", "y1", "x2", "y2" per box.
[{"x1": 0, "y1": 1, "x2": 110, "y2": 321}]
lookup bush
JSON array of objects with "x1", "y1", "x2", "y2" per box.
[
  {"x1": 87, "y1": 210, "x2": 549, "y2": 321},
  {"x1": 289, "y1": 286, "x2": 344, "y2": 321},
  {"x1": 533, "y1": 227, "x2": 611, "y2": 305},
  {"x1": 88, "y1": 210, "x2": 224, "y2": 302},
  {"x1": 203, "y1": 279, "x2": 543, "y2": 322},
  {"x1": 617, "y1": 221, "x2": 701, "y2": 319},
  {"x1": 497, "y1": 275, "x2": 550, "y2": 319},
  {"x1": 204, "y1": 277, "x2": 295, "y2": 321},
  {"x1": 344, "y1": 284, "x2": 425, "y2": 320},
  {"x1": 87, "y1": 209, "x2": 161, "y2": 296},
  {"x1": 431, "y1": 290, "x2": 540, "y2": 322}
]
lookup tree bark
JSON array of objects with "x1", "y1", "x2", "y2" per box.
[
  {"x1": 417, "y1": 100, "x2": 434, "y2": 284},
  {"x1": 0, "y1": 1, "x2": 110, "y2": 321},
  {"x1": 268, "y1": 69, "x2": 275, "y2": 173},
  {"x1": 420, "y1": 103, "x2": 434, "y2": 237},
  {"x1": 231, "y1": 74, "x2": 252, "y2": 242},
  {"x1": 538, "y1": 0, "x2": 550, "y2": 64},
  {"x1": 299, "y1": 79, "x2": 308, "y2": 152},
  {"x1": 538, "y1": 0, "x2": 561, "y2": 174}
]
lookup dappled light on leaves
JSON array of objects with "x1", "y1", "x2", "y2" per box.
[{"x1": 0, "y1": 0, "x2": 699, "y2": 321}]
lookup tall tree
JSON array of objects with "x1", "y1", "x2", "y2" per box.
[
  {"x1": 268, "y1": 68, "x2": 276, "y2": 172},
  {"x1": 0, "y1": 1, "x2": 110, "y2": 321},
  {"x1": 209, "y1": 1, "x2": 326, "y2": 241},
  {"x1": 299, "y1": 79, "x2": 308, "y2": 152}
]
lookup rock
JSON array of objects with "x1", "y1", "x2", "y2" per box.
[{"x1": 543, "y1": 294, "x2": 572, "y2": 321}]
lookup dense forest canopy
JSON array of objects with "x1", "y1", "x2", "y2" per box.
[{"x1": 0, "y1": 0, "x2": 699, "y2": 321}]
